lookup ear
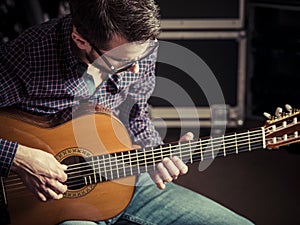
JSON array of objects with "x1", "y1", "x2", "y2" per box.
[{"x1": 71, "y1": 26, "x2": 91, "y2": 50}]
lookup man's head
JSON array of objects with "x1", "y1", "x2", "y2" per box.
[
  {"x1": 69, "y1": 0, "x2": 160, "y2": 74},
  {"x1": 69, "y1": 0, "x2": 160, "y2": 50}
]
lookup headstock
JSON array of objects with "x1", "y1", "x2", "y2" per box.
[{"x1": 264, "y1": 105, "x2": 300, "y2": 149}]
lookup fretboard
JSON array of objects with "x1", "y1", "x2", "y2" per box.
[{"x1": 65, "y1": 128, "x2": 265, "y2": 188}]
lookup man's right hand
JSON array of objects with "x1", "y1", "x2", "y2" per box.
[{"x1": 11, "y1": 144, "x2": 68, "y2": 202}]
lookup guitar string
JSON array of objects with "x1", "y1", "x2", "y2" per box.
[
  {"x1": 3, "y1": 98, "x2": 297, "y2": 192},
  {"x1": 6, "y1": 106, "x2": 291, "y2": 179},
  {"x1": 48, "y1": 133, "x2": 261, "y2": 187},
  {"x1": 4, "y1": 137, "x2": 264, "y2": 187},
  {"x1": 66, "y1": 144, "x2": 265, "y2": 189},
  {"x1": 61, "y1": 142, "x2": 268, "y2": 187},
  {"x1": 4, "y1": 130, "x2": 263, "y2": 184},
  {"x1": 9, "y1": 114, "x2": 296, "y2": 192},
  {"x1": 5, "y1": 121, "x2": 299, "y2": 192},
  {"x1": 264, "y1": 121, "x2": 299, "y2": 134},
  {"x1": 6, "y1": 124, "x2": 288, "y2": 184},
  {"x1": 5, "y1": 131, "x2": 264, "y2": 187},
  {"x1": 65, "y1": 129, "x2": 264, "y2": 173},
  {"x1": 65, "y1": 139, "x2": 264, "y2": 186},
  {"x1": 4, "y1": 140, "x2": 264, "y2": 192},
  {"x1": 65, "y1": 134, "x2": 264, "y2": 178},
  {"x1": 6, "y1": 123, "x2": 294, "y2": 191},
  {"x1": 7, "y1": 102, "x2": 295, "y2": 172},
  {"x1": 67, "y1": 129, "x2": 263, "y2": 169},
  {"x1": 3, "y1": 135, "x2": 261, "y2": 190},
  {"x1": 2, "y1": 143, "x2": 269, "y2": 194},
  {"x1": 64, "y1": 143, "x2": 264, "y2": 185}
]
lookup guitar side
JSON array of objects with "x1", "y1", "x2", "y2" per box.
[{"x1": 0, "y1": 110, "x2": 136, "y2": 225}]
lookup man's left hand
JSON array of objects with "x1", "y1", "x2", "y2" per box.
[{"x1": 150, "y1": 132, "x2": 194, "y2": 190}]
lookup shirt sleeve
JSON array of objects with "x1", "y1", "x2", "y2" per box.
[
  {"x1": 117, "y1": 58, "x2": 163, "y2": 148},
  {"x1": 0, "y1": 139, "x2": 18, "y2": 177},
  {"x1": 0, "y1": 43, "x2": 25, "y2": 177}
]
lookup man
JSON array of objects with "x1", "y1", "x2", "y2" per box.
[{"x1": 0, "y1": 0, "x2": 253, "y2": 224}]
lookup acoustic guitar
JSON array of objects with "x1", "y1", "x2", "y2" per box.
[{"x1": 0, "y1": 105, "x2": 299, "y2": 225}]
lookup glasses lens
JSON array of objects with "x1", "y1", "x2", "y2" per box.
[
  {"x1": 113, "y1": 40, "x2": 159, "y2": 73},
  {"x1": 93, "y1": 39, "x2": 159, "y2": 74}
]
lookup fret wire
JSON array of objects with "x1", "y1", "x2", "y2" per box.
[
  {"x1": 97, "y1": 156, "x2": 103, "y2": 182},
  {"x1": 128, "y1": 150, "x2": 133, "y2": 175},
  {"x1": 103, "y1": 155, "x2": 108, "y2": 180},
  {"x1": 235, "y1": 133, "x2": 238, "y2": 154},
  {"x1": 248, "y1": 130, "x2": 251, "y2": 151},
  {"x1": 121, "y1": 152, "x2": 126, "y2": 177},
  {"x1": 130, "y1": 152, "x2": 136, "y2": 173},
  {"x1": 108, "y1": 154, "x2": 113, "y2": 180},
  {"x1": 109, "y1": 153, "x2": 118, "y2": 179},
  {"x1": 114, "y1": 155, "x2": 119, "y2": 179},
  {"x1": 89, "y1": 175, "x2": 92, "y2": 185},
  {"x1": 200, "y1": 138, "x2": 203, "y2": 161},
  {"x1": 92, "y1": 157, "x2": 96, "y2": 183},
  {"x1": 151, "y1": 147, "x2": 156, "y2": 171},
  {"x1": 114, "y1": 152, "x2": 120, "y2": 179},
  {"x1": 144, "y1": 148, "x2": 148, "y2": 172},
  {"x1": 223, "y1": 135, "x2": 226, "y2": 156},
  {"x1": 211, "y1": 137, "x2": 214, "y2": 159},
  {"x1": 178, "y1": 141, "x2": 182, "y2": 160},
  {"x1": 135, "y1": 149, "x2": 140, "y2": 174},
  {"x1": 138, "y1": 150, "x2": 146, "y2": 173},
  {"x1": 189, "y1": 140, "x2": 193, "y2": 163},
  {"x1": 139, "y1": 149, "x2": 146, "y2": 173}
]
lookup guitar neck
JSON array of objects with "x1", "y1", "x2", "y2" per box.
[{"x1": 65, "y1": 128, "x2": 265, "y2": 187}]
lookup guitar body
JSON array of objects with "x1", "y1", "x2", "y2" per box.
[{"x1": 0, "y1": 109, "x2": 136, "y2": 225}]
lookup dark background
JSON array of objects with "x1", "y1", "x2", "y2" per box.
[{"x1": 1, "y1": 0, "x2": 299, "y2": 224}]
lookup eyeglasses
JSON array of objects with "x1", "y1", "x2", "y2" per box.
[{"x1": 90, "y1": 39, "x2": 159, "y2": 74}]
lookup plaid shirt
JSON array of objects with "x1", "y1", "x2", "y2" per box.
[{"x1": 0, "y1": 15, "x2": 162, "y2": 177}]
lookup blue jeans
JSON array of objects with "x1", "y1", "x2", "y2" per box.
[{"x1": 59, "y1": 174, "x2": 254, "y2": 225}]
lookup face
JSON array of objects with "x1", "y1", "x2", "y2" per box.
[
  {"x1": 71, "y1": 28, "x2": 158, "y2": 75},
  {"x1": 91, "y1": 35, "x2": 158, "y2": 75}
]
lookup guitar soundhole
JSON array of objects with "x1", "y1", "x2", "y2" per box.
[{"x1": 62, "y1": 156, "x2": 95, "y2": 190}]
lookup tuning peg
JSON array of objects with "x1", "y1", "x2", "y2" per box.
[
  {"x1": 285, "y1": 104, "x2": 292, "y2": 112},
  {"x1": 263, "y1": 112, "x2": 272, "y2": 119},
  {"x1": 275, "y1": 107, "x2": 283, "y2": 117}
]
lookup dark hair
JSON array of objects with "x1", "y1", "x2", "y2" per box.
[{"x1": 69, "y1": 0, "x2": 161, "y2": 50}]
